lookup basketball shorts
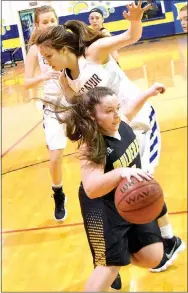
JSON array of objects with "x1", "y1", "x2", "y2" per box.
[
  {"x1": 43, "y1": 110, "x2": 67, "y2": 151},
  {"x1": 79, "y1": 184, "x2": 162, "y2": 267}
]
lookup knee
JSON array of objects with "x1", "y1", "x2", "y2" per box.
[
  {"x1": 50, "y1": 150, "x2": 63, "y2": 164},
  {"x1": 147, "y1": 247, "x2": 163, "y2": 268},
  {"x1": 134, "y1": 242, "x2": 164, "y2": 268}
]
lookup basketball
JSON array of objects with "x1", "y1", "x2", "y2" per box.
[{"x1": 115, "y1": 177, "x2": 164, "y2": 224}]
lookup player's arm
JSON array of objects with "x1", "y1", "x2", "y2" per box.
[
  {"x1": 87, "y1": 1, "x2": 151, "y2": 63},
  {"x1": 58, "y1": 70, "x2": 78, "y2": 101},
  {"x1": 111, "y1": 50, "x2": 119, "y2": 64},
  {"x1": 81, "y1": 160, "x2": 122, "y2": 198},
  {"x1": 81, "y1": 159, "x2": 152, "y2": 199},
  {"x1": 124, "y1": 82, "x2": 165, "y2": 121},
  {"x1": 102, "y1": 29, "x2": 120, "y2": 63},
  {"x1": 24, "y1": 45, "x2": 43, "y2": 89}
]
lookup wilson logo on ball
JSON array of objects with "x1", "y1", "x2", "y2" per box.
[{"x1": 120, "y1": 180, "x2": 135, "y2": 193}]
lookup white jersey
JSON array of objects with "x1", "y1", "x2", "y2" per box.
[
  {"x1": 37, "y1": 51, "x2": 70, "y2": 108},
  {"x1": 65, "y1": 55, "x2": 151, "y2": 130},
  {"x1": 37, "y1": 51, "x2": 62, "y2": 99},
  {"x1": 37, "y1": 51, "x2": 67, "y2": 150}
]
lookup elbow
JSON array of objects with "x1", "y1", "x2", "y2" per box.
[
  {"x1": 129, "y1": 31, "x2": 142, "y2": 45},
  {"x1": 84, "y1": 185, "x2": 99, "y2": 199},
  {"x1": 124, "y1": 111, "x2": 134, "y2": 122},
  {"x1": 124, "y1": 106, "x2": 136, "y2": 122},
  {"x1": 85, "y1": 188, "x2": 96, "y2": 199},
  {"x1": 131, "y1": 35, "x2": 141, "y2": 45},
  {"x1": 24, "y1": 80, "x2": 30, "y2": 90}
]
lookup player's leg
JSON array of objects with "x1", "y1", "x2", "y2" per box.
[
  {"x1": 43, "y1": 111, "x2": 67, "y2": 221},
  {"x1": 129, "y1": 221, "x2": 164, "y2": 268},
  {"x1": 137, "y1": 105, "x2": 185, "y2": 272},
  {"x1": 78, "y1": 185, "x2": 130, "y2": 292},
  {"x1": 85, "y1": 266, "x2": 120, "y2": 292}
]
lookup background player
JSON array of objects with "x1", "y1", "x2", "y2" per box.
[{"x1": 24, "y1": 6, "x2": 67, "y2": 221}]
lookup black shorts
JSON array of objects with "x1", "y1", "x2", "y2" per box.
[{"x1": 79, "y1": 185, "x2": 162, "y2": 267}]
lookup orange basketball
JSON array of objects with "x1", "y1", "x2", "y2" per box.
[{"x1": 115, "y1": 177, "x2": 164, "y2": 224}]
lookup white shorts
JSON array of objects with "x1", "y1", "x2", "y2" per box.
[
  {"x1": 133, "y1": 106, "x2": 161, "y2": 175},
  {"x1": 43, "y1": 110, "x2": 67, "y2": 151}
]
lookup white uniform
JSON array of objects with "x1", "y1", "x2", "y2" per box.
[
  {"x1": 37, "y1": 51, "x2": 67, "y2": 151},
  {"x1": 65, "y1": 56, "x2": 161, "y2": 173}
]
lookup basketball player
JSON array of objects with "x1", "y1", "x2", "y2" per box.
[
  {"x1": 24, "y1": 6, "x2": 67, "y2": 221},
  {"x1": 34, "y1": 0, "x2": 184, "y2": 288},
  {"x1": 88, "y1": 7, "x2": 119, "y2": 64},
  {"x1": 47, "y1": 86, "x2": 164, "y2": 292},
  {"x1": 179, "y1": 4, "x2": 187, "y2": 32}
]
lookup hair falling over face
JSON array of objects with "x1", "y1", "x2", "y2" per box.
[{"x1": 38, "y1": 87, "x2": 116, "y2": 165}]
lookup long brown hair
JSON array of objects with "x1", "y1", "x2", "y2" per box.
[
  {"x1": 43, "y1": 87, "x2": 115, "y2": 165},
  {"x1": 34, "y1": 20, "x2": 105, "y2": 57},
  {"x1": 28, "y1": 5, "x2": 58, "y2": 48}
]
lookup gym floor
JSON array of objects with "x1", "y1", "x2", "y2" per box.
[{"x1": 2, "y1": 34, "x2": 187, "y2": 292}]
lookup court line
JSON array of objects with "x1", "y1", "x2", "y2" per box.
[
  {"x1": 1, "y1": 119, "x2": 43, "y2": 158},
  {"x1": 1, "y1": 152, "x2": 76, "y2": 175},
  {"x1": 161, "y1": 125, "x2": 187, "y2": 133},
  {"x1": 2, "y1": 210, "x2": 187, "y2": 235},
  {"x1": 2, "y1": 125, "x2": 187, "y2": 175}
]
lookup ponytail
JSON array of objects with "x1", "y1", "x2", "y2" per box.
[
  {"x1": 65, "y1": 20, "x2": 104, "y2": 55},
  {"x1": 35, "y1": 20, "x2": 105, "y2": 57}
]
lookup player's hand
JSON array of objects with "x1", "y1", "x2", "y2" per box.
[
  {"x1": 148, "y1": 82, "x2": 166, "y2": 96},
  {"x1": 123, "y1": 1, "x2": 151, "y2": 22},
  {"x1": 40, "y1": 71, "x2": 60, "y2": 81},
  {"x1": 59, "y1": 70, "x2": 70, "y2": 91},
  {"x1": 120, "y1": 167, "x2": 153, "y2": 182},
  {"x1": 59, "y1": 70, "x2": 77, "y2": 100}
]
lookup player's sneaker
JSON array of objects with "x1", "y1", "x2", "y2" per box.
[
  {"x1": 52, "y1": 187, "x2": 67, "y2": 221},
  {"x1": 150, "y1": 236, "x2": 185, "y2": 272},
  {"x1": 111, "y1": 273, "x2": 122, "y2": 290}
]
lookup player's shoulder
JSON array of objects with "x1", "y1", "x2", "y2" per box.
[{"x1": 27, "y1": 44, "x2": 38, "y2": 56}]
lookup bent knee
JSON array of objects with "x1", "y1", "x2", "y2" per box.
[{"x1": 134, "y1": 242, "x2": 164, "y2": 268}]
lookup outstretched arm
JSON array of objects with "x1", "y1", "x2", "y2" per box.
[
  {"x1": 87, "y1": 1, "x2": 151, "y2": 63},
  {"x1": 101, "y1": 29, "x2": 120, "y2": 63},
  {"x1": 124, "y1": 82, "x2": 166, "y2": 121}
]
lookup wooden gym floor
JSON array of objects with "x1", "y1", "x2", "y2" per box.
[{"x1": 2, "y1": 35, "x2": 187, "y2": 292}]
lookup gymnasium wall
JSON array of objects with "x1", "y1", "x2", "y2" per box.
[{"x1": 1, "y1": 0, "x2": 187, "y2": 64}]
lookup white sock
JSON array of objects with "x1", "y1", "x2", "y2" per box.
[
  {"x1": 160, "y1": 224, "x2": 174, "y2": 239},
  {"x1": 52, "y1": 183, "x2": 62, "y2": 189}
]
